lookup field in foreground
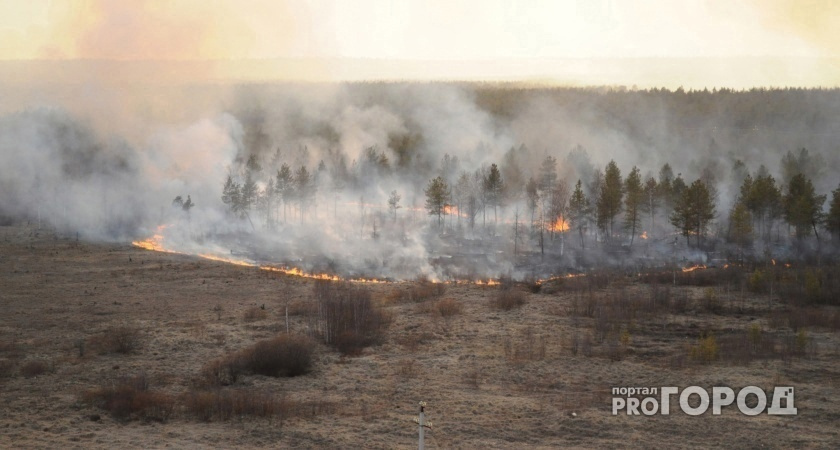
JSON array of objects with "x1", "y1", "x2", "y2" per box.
[{"x1": 1, "y1": 224, "x2": 839, "y2": 449}]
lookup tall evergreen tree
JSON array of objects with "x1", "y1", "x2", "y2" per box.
[
  {"x1": 670, "y1": 179, "x2": 716, "y2": 247},
  {"x1": 568, "y1": 179, "x2": 591, "y2": 249},
  {"x1": 827, "y1": 184, "x2": 840, "y2": 240},
  {"x1": 624, "y1": 166, "x2": 643, "y2": 247},
  {"x1": 783, "y1": 174, "x2": 826, "y2": 239},
  {"x1": 596, "y1": 160, "x2": 623, "y2": 240},
  {"x1": 425, "y1": 176, "x2": 451, "y2": 228},
  {"x1": 484, "y1": 163, "x2": 504, "y2": 226}
]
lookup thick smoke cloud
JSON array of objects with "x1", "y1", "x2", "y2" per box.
[{"x1": 2, "y1": 83, "x2": 838, "y2": 279}]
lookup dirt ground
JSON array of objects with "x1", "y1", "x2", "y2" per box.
[{"x1": 1, "y1": 223, "x2": 839, "y2": 449}]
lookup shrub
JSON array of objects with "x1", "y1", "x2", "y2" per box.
[
  {"x1": 20, "y1": 360, "x2": 49, "y2": 378},
  {"x1": 433, "y1": 298, "x2": 463, "y2": 317},
  {"x1": 82, "y1": 374, "x2": 174, "y2": 422},
  {"x1": 91, "y1": 326, "x2": 141, "y2": 354},
  {"x1": 689, "y1": 335, "x2": 719, "y2": 364},
  {"x1": 491, "y1": 290, "x2": 527, "y2": 311},
  {"x1": 202, "y1": 334, "x2": 315, "y2": 386},
  {"x1": 183, "y1": 389, "x2": 287, "y2": 422},
  {"x1": 311, "y1": 281, "x2": 390, "y2": 355},
  {"x1": 243, "y1": 306, "x2": 268, "y2": 323},
  {"x1": 397, "y1": 279, "x2": 447, "y2": 302}
]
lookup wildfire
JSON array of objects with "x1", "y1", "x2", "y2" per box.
[
  {"x1": 771, "y1": 259, "x2": 776, "y2": 266},
  {"x1": 640, "y1": 231, "x2": 648, "y2": 240},
  {"x1": 546, "y1": 218, "x2": 570, "y2": 232},
  {"x1": 131, "y1": 225, "x2": 179, "y2": 253},
  {"x1": 198, "y1": 253, "x2": 255, "y2": 267},
  {"x1": 443, "y1": 205, "x2": 467, "y2": 217},
  {"x1": 681, "y1": 264, "x2": 707, "y2": 273},
  {"x1": 131, "y1": 225, "x2": 571, "y2": 286}
]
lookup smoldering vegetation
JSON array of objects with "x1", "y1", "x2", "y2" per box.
[{"x1": 2, "y1": 83, "x2": 840, "y2": 280}]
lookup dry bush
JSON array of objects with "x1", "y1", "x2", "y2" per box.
[
  {"x1": 397, "y1": 278, "x2": 447, "y2": 302},
  {"x1": 202, "y1": 334, "x2": 315, "y2": 386},
  {"x1": 640, "y1": 267, "x2": 740, "y2": 287},
  {"x1": 0, "y1": 359, "x2": 15, "y2": 378},
  {"x1": 769, "y1": 307, "x2": 840, "y2": 331},
  {"x1": 503, "y1": 328, "x2": 546, "y2": 363},
  {"x1": 395, "y1": 359, "x2": 418, "y2": 379},
  {"x1": 491, "y1": 290, "x2": 527, "y2": 311},
  {"x1": 310, "y1": 281, "x2": 390, "y2": 355},
  {"x1": 433, "y1": 298, "x2": 463, "y2": 317},
  {"x1": 20, "y1": 359, "x2": 49, "y2": 378},
  {"x1": 243, "y1": 305, "x2": 268, "y2": 323},
  {"x1": 90, "y1": 326, "x2": 141, "y2": 354},
  {"x1": 183, "y1": 389, "x2": 289, "y2": 422},
  {"x1": 81, "y1": 373, "x2": 174, "y2": 422},
  {"x1": 394, "y1": 330, "x2": 436, "y2": 352},
  {"x1": 689, "y1": 335, "x2": 719, "y2": 364}
]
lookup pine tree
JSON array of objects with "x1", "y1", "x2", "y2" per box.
[
  {"x1": 484, "y1": 163, "x2": 504, "y2": 226},
  {"x1": 568, "y1": 179, "x2": 591, "y2": 248},
  {"x1": 275, "y1": 164, "x2": 293, "y2": 223},
  {"x1": 597, "y1": 160, "x2": 623, "y2": 240},
  {"x1": 624, "y1": 166, "x2": 643, "y2": 247},
  {"x1": 729, "y1": 202, "x2": 753, "y2": 256},
  {"x1": 388, "y1": 190, "x2": 401, "y2": 222},
  {"x1": 783, "y1": 174, "x2": 826, "y2": 239},
  {"x1": 642, "y1": 176, "x2": 659, "y2": 233},
  {"x1": 425, "y1": 176, "x2": 451, "y2": 228},
  {"x1": 827, "y1": 184, "x2": 840, "y2": 240},
  {"x1": 670, "y1": 179, "x2": 716, "y2": 247},
  {"x1": 295, "y1": 166, "x2": 313, "y2": 223}
]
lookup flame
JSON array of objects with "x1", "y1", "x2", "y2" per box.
[
  {"x1": 443, "y1": 205, "x2": 467, "y2": 217},
  {"x1": 131, "y1": 225, "x2": 571, "y2": 286},
  {"x1": 723, "y1": 264, "x2": 729, "y2": 269},
  {"x1": 784, "y1": 263, "x2": 791, "y2": 268},
  {"x1": 546, "y1": 218, "x2": 570, "y2": 232},
  {"x1": 640, "y1": 231, "x2": 648, "y2": 240},
  {"x1": 771, "y1": 259, "x2": 776, "y2": 266},
  {"x1": 681, "y1": 264, "x2": 707, "y2": 273},
  {"x1": 131, "y1": 225, "x2": 179, "y2": 253},
  {"x1": 198, "y1": 253, "x2": 255, "y2": 267}
]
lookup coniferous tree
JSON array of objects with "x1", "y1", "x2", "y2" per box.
[
  {"x1": 597, "y1": 160, "x2": 623, "y2": 241},
  {"x1": 624, "y1": 166, "x2": 643, "y2": 247},
  {"x1": 295, "y1": 166, "x2": 313, "y2": 223},
  {"x1": 484, "y1": 163, "x2": 504, "y2": 226},
  {"x1": 525, "y1": 177, "x2": 539, "y2": 235},
  {"x1": 827, "y1": 184, "x2": 840, "y2": 240},
  {"x1": 425, "y1": 176, "x2": 451, "y2": 228},
  {"x1": 783, "y1": 174, "x2": 825, "y2": 239},
  {"x1": 729, "y1": 202, "x2": 753, "y2": 257},
  {"x1": 568, "y1": 179, "x2": 591, "y2": 249},
  {"x1": 275, "y1": 164, "x2": 293, "y2": 223},
  {"x1": 642, "y1": 176, "x2": 659, "y2": 233},
  {"x1": 670, "y1": 179, "x2": 715, "y2": 247},
  {"x1": 388, "y1": 190, "x2": 401, "y2": 222}
]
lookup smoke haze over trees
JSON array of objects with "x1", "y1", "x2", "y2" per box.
[{"x1": 2, "y1": 83, "x2": 840, "y2": 279}]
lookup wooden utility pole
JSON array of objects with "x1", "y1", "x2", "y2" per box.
[{"x1": 412, "y1": 401, "x2": 433, "y2": 450}]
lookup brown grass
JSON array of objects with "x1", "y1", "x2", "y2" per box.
[{"x1": 491, "y1": 289, "x2": 527, "y2": 311}]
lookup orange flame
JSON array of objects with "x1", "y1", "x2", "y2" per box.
[
  {"x1": 546, "y1": 218, "x2": 570, "y2": 232},
  {"x1": 131, "y1": 225, "x2": 179, "y2": 253},
  {"x1": 681, "y1": 264, "x2": 707, "y2": 273},
  {"x1": 771, "y1": 259, "x2": 776, "y2": 266},
  {"x1": 640, "y1": 231, "x2": 648, "y2": 240}
]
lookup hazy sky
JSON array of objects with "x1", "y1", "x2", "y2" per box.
[{"x1": 1, "y1": 0, "x2": 838, "y2": 85}]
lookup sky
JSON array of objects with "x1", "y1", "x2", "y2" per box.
[{"x1": 0, "y1": 0, "x2": 838, "y2": 86}]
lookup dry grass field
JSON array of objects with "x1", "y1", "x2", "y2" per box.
[{"x1": 1, "y1": 223, "x2": 839, "y2": 448}]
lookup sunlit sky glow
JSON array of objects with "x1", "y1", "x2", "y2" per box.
[{"x1": 1, "y1": 0, "x2": 838, "y2": 86}]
